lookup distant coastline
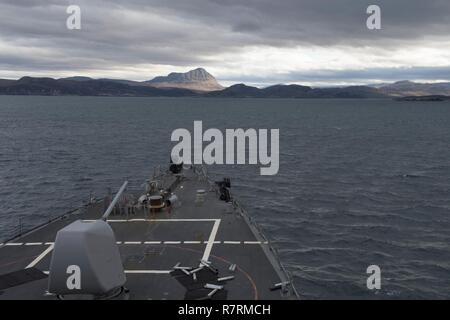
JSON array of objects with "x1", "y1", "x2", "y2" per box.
[
  {"x1": 394, "y1": 95, "x2": 450, "y2": 102},
  {"x1": 1, "y1": 68, "x2": 450, "y2": 99}
]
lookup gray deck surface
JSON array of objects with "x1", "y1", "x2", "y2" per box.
[{"x1": 0, "y1": 167, "x2": 297, "y2": 300}]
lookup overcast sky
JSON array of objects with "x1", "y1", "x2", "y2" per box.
[{"x1": 0, "y1": 0, "x2": 449, "y2": 86}]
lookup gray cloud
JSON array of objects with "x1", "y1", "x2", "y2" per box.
[{"x1": 0, "y1": 0, "x2": 449, "y2": 83}]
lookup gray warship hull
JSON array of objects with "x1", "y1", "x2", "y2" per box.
[{"x1": 0, "y1": 166, "x2": 298, "y2": 300}]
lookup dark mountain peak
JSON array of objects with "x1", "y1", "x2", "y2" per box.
[
  {"x1": 265, "y1": 84, "x2": 310, "y2": 89},
  {"x1": 18, "y1": 76, "x2": 49, "y2": 81},
  {"x1": 229, "y1": 83, "x2": 255, "y2": 89},
  {"x1": 396, "y1": 80, "x2": 414, "y2": 83},
  {"x1": 60, "y1": 76, "x2": 93, "y2": 82},
  {"x1": 17, "y1": 76, "x2": 57, "y2": 84},
  {"x1": 391, "y1": 80, "x2": 415, "y2": 86},
  {"x1": 262, "y1": 84, "x2": 312, "y2": 97},
  {"x1": 226, "y1": 83, "x2": 260, "y2": 92},
  {"x1": 206, "y1": 83, "x2": 261, "y2": 97}
]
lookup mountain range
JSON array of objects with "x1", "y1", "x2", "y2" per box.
[{"x1": 1, "y1": 68, "x2": 449, "y2": 98}]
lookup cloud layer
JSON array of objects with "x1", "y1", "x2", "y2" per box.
[{"x1": 0, "y1": 0, "x2": 449, "y2": 85}]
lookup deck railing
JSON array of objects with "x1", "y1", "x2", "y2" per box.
[
  {"x1": 1, "y1": 197, "x2": 100, "y2": 243},
  {"x1": 192, "y1": 164, "x2": 300, "y2": 298}
]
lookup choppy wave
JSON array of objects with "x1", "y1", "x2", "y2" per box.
[{"x1": 1, "y1": 96, "x2": 449, "y2": 299}]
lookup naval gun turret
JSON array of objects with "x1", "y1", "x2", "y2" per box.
[{"x1": 47, "y1": 182, "x2": 128, "y2": 298}]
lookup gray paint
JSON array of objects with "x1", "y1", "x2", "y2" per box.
[{"x1": 48, "y1": 220, "x2": 126, "y2": 295}]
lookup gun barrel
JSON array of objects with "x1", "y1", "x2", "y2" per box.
[{"x1": 102, "y1": 181, "x2": 129, "y2": 220}]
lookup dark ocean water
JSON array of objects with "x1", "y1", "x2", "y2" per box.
[{"x1": 0, "y1": 96, "x2": 449, "y2": 299}]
